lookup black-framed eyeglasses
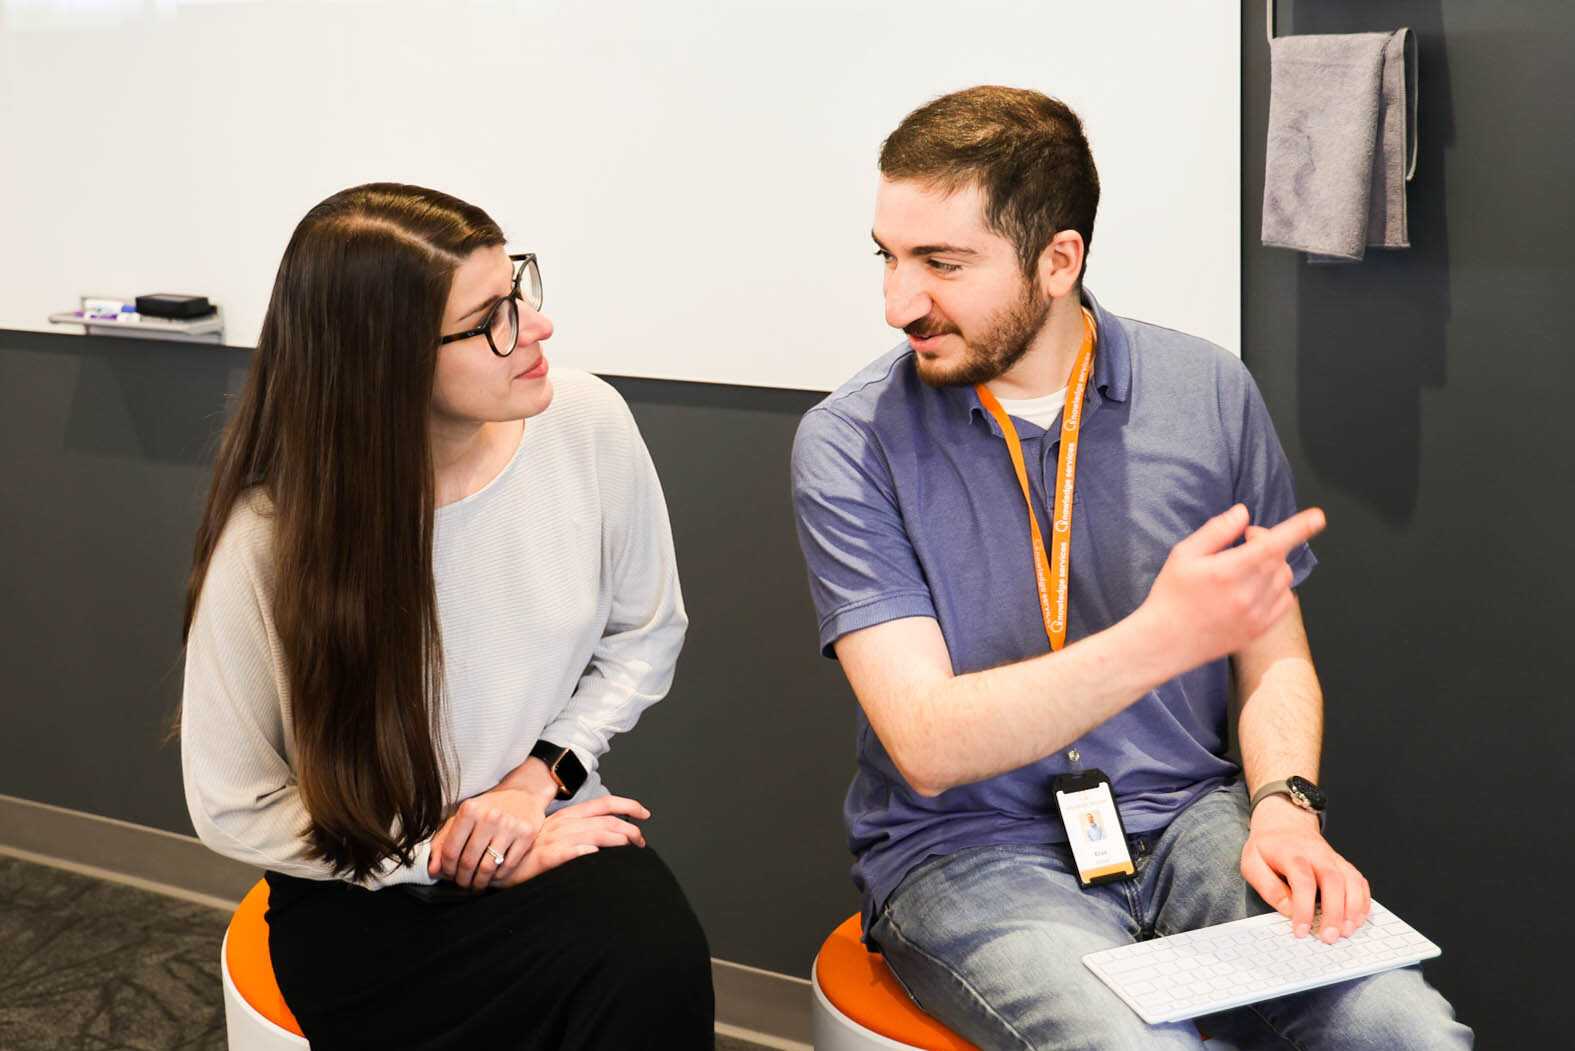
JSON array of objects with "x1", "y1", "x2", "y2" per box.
[{"x1": 439, "y1": 253, "x2": 542, "y2": 357}]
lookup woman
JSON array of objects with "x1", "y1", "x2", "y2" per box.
[{"x1": 180, "y1": 183, "x2": 713, "y2": 1049}]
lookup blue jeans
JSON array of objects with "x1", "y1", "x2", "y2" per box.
[{"x1": 869, "y1": 783, "x2": 1471, "y2": 1051}]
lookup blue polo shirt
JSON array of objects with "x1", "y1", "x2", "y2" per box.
[{"x1": 790, "y1": 290, "x2": 1315, "y2": 936}]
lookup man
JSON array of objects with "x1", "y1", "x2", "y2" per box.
[{"x1": 791, "y1": 86, "x2": 1469, "y2": 1050}]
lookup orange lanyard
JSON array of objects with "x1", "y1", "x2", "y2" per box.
[{"x1": 974, "y1": 308, "x2": 1097, "y2": 652}]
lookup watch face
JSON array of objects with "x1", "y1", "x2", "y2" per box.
[
  {"x1": 532, "y1": 740, "x2": 589, "y2": 799},
  {"x1": 552, "y1": 748, "x2": 589, "y2": 797},
  {"x1": 1288, "y1": 775, "x2": 1326, "y2": 811}
]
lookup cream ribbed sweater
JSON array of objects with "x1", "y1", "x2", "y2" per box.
[{"x1": 180, "y1": 370, "x2": 686, "y2": 887}]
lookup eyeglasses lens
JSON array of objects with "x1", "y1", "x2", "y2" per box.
[
  {"x1": 490, "y1": 297, "x2": 519, "y2": 356},
  {"x1": 521, "y1": 258, "x2": 543, "y2": 310}
]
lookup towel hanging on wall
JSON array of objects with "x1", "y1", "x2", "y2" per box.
[{"x1": 1261, "y1": 9, "x2": 1418, "y2": 263}]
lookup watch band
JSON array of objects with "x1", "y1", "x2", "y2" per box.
[{"x1": 1250, "y1": 779, "x2": 1295, "y2": 811}]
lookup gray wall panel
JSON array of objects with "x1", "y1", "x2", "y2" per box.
[
  {"x1": 0, "y1": 336, "x2": 246, "y2": 831},
  {"x1": 1244, "y1": 2, "x2": 1570, "y2": 1045},
  {"x1": 597, "y1": 375, "x2": 860, "y2": 976}
]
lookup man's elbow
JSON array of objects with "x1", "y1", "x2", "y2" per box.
[
  {"x1": 867, "y1": 692, "x2": 957, "y2": 798},
  {"x1": 888, "y1": 746, "x2": 952, "y2": 799}
]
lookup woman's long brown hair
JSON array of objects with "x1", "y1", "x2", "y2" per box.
[{"x1": 184, "y1": 184, "x2": 504, "y2": 880}]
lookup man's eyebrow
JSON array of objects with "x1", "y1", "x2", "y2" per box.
[{"x1": 869, "y1": 232, "x2": 980, "y2": 258}]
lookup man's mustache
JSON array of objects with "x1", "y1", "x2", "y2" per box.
[{"x1": 905, "y1": 318, "x2": 961, "y2": 340}]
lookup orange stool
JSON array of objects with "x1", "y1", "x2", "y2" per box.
[
  {"x1": 811, "y1": 913, "x2": 1240, "y2": 1050},
  {"x1": 812, "y1": 913, "x2": 980, "y2": 1050},
  {"x1": 221, "y1": 879, "x2": 311, "y2": 1050}
]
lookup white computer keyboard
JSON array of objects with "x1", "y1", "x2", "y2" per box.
[{"x1": 1082, "y1": 900, "x2": 1440, "y2": 1025}]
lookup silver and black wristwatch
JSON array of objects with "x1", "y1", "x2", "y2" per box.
[{"x1": 1249, "y1": 775, "x2": 1326, "y2": 828}]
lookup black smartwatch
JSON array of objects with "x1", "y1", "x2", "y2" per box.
[
  {"x1": 529, "y1": 740, "x2": 588, "y2": 800},
  {"x1": 1250, "y1": 775, "x2": 1327, "y2": 828}
]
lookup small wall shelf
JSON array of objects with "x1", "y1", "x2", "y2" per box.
[{"x1": 48, "y1": 309, "x2": 224, "y2": 344}]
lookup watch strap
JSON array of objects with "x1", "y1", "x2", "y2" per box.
[{"x1": 1250, "y1": 779, "x2": 1295, "y2": 811}]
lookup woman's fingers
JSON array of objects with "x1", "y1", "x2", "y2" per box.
[
  {"x1": 468, "y1": 831, "x2": 512, "y2": 892},
  {"x1": 450, "y1": 795, "x2": 651, "y2": 888},
  {"x1": 453, "y1": 806, "x2": 533, "y2": 889},
  {"x1": 461, "y1": 821, "x2": 535, "y2": 890},
  {"x1": 497, "y1": 805, "x2": 650, "y2": 886},
  {"x1": 435, "y1": 810, "x2": 475, "y2": 881},
  {"x1": 427, "y1": 822, "x2": 451, "y2": 879},
  {"x1": 454, "y1": 815, "x2": 496, "y2": 889},
  {"x1": 580, "y1": 815, "x2": 645, "y2": 848},
  {"x1": 555, "y1": 794, "x2": 651, "y2": 821}
]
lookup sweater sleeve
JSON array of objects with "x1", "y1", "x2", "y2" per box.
[
  {"x1": 180, "y1": 506, "x2": 434, "y2": 887},
  {"x1": 539, "y1": 392, "x2": 687, "y2": 776}
]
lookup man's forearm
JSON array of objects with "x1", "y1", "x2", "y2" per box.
[
  {"x1": 1237, "y1": 659, "x2": 1323, "y2": 794},
  {"x1": 885, "y1": 607, "x2": 1197, "y2": 796},
  {"x1": 1233, "y1": 602, "x2": 1324, "y2": 805}
]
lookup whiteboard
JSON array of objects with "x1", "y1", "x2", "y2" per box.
[{"x1": 0, "y1": 0, "x2": 1239, "y2": 390}]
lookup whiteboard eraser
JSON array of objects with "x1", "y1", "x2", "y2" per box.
[{"x1": 135, "y1": 293, "x2": 215, "y2": 319}]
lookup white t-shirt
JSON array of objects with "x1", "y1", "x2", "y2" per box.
[
  {"x1": 180, "y1": 369, "x2": 686, "y2": 886},
  {"x1": 991, "y1": 387, "x2": 1068, "y2": 430}
]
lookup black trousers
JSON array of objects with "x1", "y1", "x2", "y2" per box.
[{"x1": 265, "y1": 846, "x2": 714, "y2": 1050}]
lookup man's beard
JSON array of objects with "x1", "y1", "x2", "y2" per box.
[{"x1": 908, "y1": 280, "x2": 1054, "y2": 389}]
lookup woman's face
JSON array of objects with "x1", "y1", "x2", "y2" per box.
[{"x1": 431, "y1": 245, "x2": 555, "y2": 427}]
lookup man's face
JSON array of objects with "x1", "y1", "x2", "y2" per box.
[{"x1": 872, "y1": 178, "x2": 1051, "y2": 389}]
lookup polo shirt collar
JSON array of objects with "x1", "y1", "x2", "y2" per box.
[{"x1": 1083, "y1": 286, "x2": 1132, "y2": 407}]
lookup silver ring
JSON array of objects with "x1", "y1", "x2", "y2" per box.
[{"x1": 486, "y1": 846, "x2": 506, "y2": 866}]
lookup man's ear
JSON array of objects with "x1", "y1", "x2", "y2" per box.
[{"x1": 1035, "y1": 230, "x2": 1086, "y2": 299}]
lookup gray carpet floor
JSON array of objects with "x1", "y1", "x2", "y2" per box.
[
  {"x1": 0, "y1": 855, "x2": 227, "y2": 1049},
  {"x1": 0, "y1": 855, "x2": 768, "y2": 1050}
]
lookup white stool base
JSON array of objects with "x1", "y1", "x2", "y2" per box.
[
  {"x1": 221, "y1": 928, "x2": 311, "y2": 1050},
  {"x1": 812, "y1": 957, "x2": 929, "y2": 1050}
]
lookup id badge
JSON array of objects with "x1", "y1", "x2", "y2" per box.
[{"x1": 1053, "y1": 768, "x2": 1135, "y2": 887}]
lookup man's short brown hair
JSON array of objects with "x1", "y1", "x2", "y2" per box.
[{"x1": 879, "y1": 86, "x2": 1100, "y2": 280}]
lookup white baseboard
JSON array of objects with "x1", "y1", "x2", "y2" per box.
[
  {"x1": 0, "y1": 793, "x2": 812, "y2": 1047},
  {"x1": 713, "y1": 958, "x2": 813, "y2": 1048},
  {"x1": 0, "y1": 793, "x2": 263, "y2": 903}
]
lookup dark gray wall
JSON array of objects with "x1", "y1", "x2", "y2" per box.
[
  {"x1": 0, "y1": 331, "x2": 856, "y2": 977},
  {"x1": 592, "y1": 376, "x2": 859, "y2": 975},
  {"x1": 1243, "y1": 2, "x2": 1571, "y2": 1046},
  {"x1": 0, "y1": 336, "x2": 248, "y2": 820}
]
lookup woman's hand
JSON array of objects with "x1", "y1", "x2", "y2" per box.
[
  {"x1": 427, "y1": 786, "x2": 549, "y2": 891},
  {"x1": 507, "y1": 795, "x2": 650, "y2": 885}
]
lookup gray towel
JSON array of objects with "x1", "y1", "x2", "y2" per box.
[{"x1": 1262, "y1": 29, "x2": 1418, "y2": 262}]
